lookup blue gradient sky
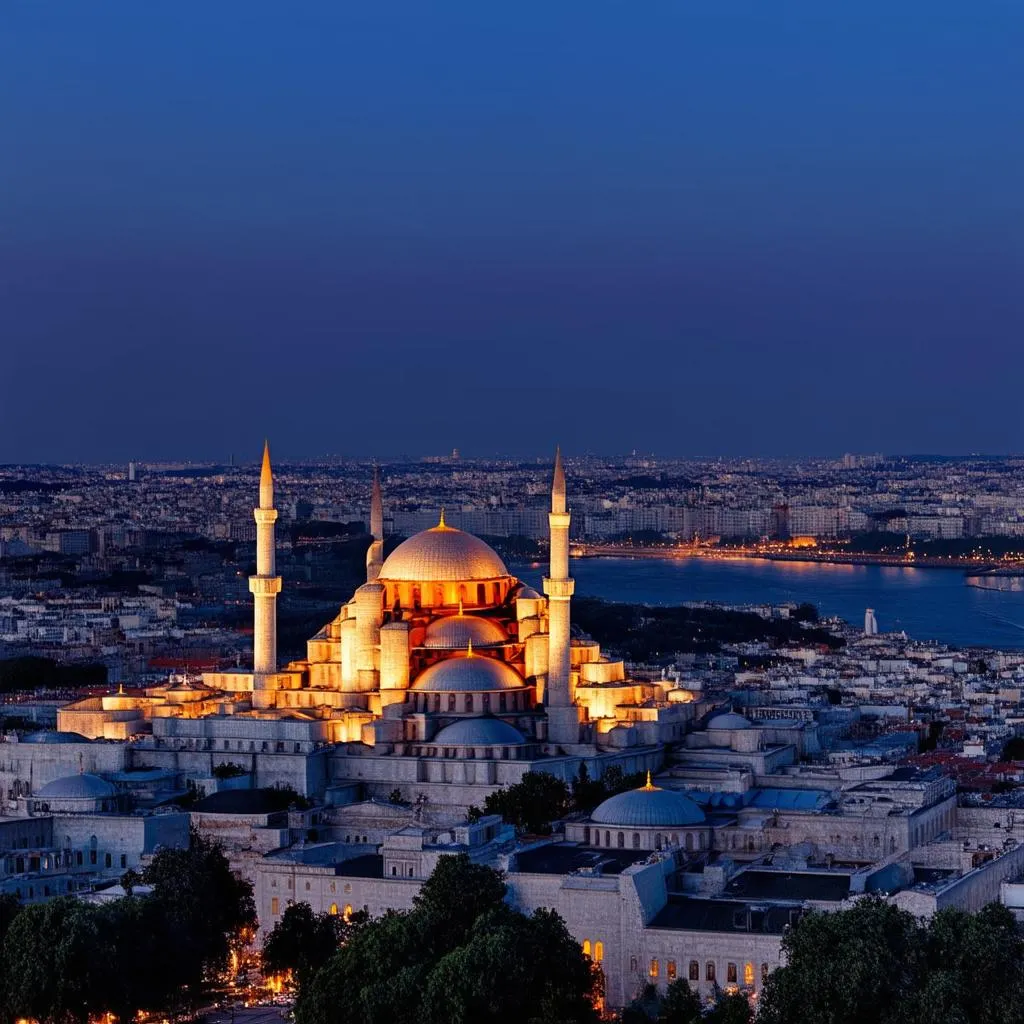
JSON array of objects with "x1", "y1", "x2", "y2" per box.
[{"x1": 2, "y1": 1, "x2": 1022, "y2": 462}]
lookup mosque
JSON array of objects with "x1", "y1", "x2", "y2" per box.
[{"x1": 55, "y1": 445, "x2": 692, "y2": 807}]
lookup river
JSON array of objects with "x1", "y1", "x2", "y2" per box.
[{"x1": 511, "y1": 557, "x2": 1024, "y2": 651}]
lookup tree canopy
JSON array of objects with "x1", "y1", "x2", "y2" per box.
[{"x1": 296, "y1": 854, "x2": 599, "y2": 1024}]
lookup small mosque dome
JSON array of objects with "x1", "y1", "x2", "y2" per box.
[
  {"x1": 591, "y1": 778, "x2": 705, "y2": 827},
  {"x1": 423, "y1": 614, "x2": 506, "y2": 649},
  {"x1": 379, "y1": 521, "x2": 509, "y2": 582},
  {"x1": 22, "y1": 731, "x2": 89, "y2": 744},
  {"x1": 707, "y1": 712, "x2": 753, "y2": 730},
  {"x1": 411, "y1": 654, "x2": 525, "y2": 692},
  {"x1": 516, "y1": 585, "x2": 541, "y2": 600},
  {"x1": 36, "y1": 773, "x2": 115, "y2": 800},
  {"x1": 433, "y1": 718, "x2": 526, "y2": 746}
]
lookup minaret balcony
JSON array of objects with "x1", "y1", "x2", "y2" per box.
[
  {"x1": 249, "y1": 576, "x2": 283, "y2": 596},
  {"x1": 543, "y1": 577, "x2": 575, "y2": 599}
]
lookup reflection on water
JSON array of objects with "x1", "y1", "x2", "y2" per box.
[{"x1": 511, "y1": 557, "x2": 1024, "y2": 651}]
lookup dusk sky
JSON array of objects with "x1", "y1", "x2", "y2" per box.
[{"x1": 2, "y1": 1, "x2": 1022, "y2": 463}]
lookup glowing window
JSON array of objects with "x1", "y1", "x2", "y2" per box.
[
  {"x1": 344, "y1": 904, "x2": 353, "y2": 920},
  {"x1": 271, "y1": 897, "x2": 279, "y2": 916},
  {"x1": 649, "y1": 959, "x2": 659, "y2": 979},
  {"x1": 329, "y1": 903, "x2": 338, "y2": 916},
  {"x1": 582, "y1": 940, "x2": 591, "y2": 957},
  {"x1": 744, "y1": 963, "x2": 754, "y2": 987},
  {"x1": 594, "y1": 942, "x2": 604, "y2": 963},
  {"x1": 667, "y1": 961, "x2": 677, "y2": 981}
]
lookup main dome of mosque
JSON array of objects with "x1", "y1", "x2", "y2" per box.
[{"x1": 379, "y1": 521, "x2": 509, "y2": 583}]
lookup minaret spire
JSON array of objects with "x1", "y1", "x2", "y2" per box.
[
  {"x1": 544, "y1": 446, "x2": 578, "y2": 749},
  {"x1": 366, "y1": 464, "x2": 386, "y2": 582},
  {"x1": 250, "y1": 441, "x2": 282, "y2": 706}
]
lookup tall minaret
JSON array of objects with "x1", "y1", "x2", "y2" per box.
[
  {"x1": 544, "y1": 447, "x2": 578, "y2": 747},
  {"x1": 250, "y1": 441, "x2": 282, "y2": 686},
  {"x1": 366, "y1": 465, "x2": 384, "y2": 582}
]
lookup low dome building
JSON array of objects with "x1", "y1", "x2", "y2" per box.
[
  {"x1": 422, "y1": 613, "x2": 506, "y2": 650},
  {"x1": 426, "y1": 717, "x2": 534, "y2": 760},
  {"x1": 30, "y1": 773, "x2": 119, "y2": 814},
  {"x1": 408, "y1": 652, "x2": 532, "y2": 715},
  {"x1": 566, "y1": 774, "x2": 711, "y2": 853}
]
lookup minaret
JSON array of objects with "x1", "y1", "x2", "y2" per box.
[
  {"x1": 250, "y1": 441, "x2": 282, "y2": 691},
  {"x1": 544, "y1": 447, "x2": 578, "y2": 747},
  {"x1": 366, "y1": 465, "x2": 384, "y2": 582}
]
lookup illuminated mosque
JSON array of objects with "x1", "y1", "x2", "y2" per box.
[{"x1": 57, "y1": 445, "x2": 692, "y2": 806}]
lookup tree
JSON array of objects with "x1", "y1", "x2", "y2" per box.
[
  {"x1": 759, "y1": 897, "x2": 925, "y2": 1024},
  {"x1": 483, "y1": 772, "x2": 571, "y2": 834},
  {"x1": 657, "y1": 978, "x2": 702, "y2": 1024},
  {"x1": 262, "y1": 902, "x2": 361, "y2": 988},
  {"x1": 1001, "y1": 736, "x2": 1024, "y2": 762}
]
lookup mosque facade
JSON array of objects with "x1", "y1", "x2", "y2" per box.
[{"x1": 54, "y1": 445, "x2": 692, "y2": 807}]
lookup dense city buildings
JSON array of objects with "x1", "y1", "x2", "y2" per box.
[{"x1": 7, "y1": 449, "x2": 1024, "y2": 1012}]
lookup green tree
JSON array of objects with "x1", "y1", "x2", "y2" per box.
[
  {"x1": 483, "y1": 772, "x2": 571, "y2": 834},
  {"x1": 412, "y1": 852, "x2": 507, "y2": 953},
  {"x1": 706, "y1": 990, "x2": 751, "y2": 1024},
  {"x1": 262, "y1": 901, "x2": 362, "y2": 988},
  {"x1": 759, "y1": 896, "x2": 924, "y2": 1024},
  {"x1": 657, "y1": 978, "x2": 702, "y2": 1024}
]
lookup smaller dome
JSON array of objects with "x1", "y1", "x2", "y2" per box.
[
  {"x1": 707, "y1": 712, "x2": 752, "y2": 730},
  {"x1": 423, "y1": 614, "x2": 506, "y2": 650},
  {"x1": 591, "y1": 778, "x2": 705, "y2": 827},
  {"x1": 22, "y1": 731, "x2": 89, "y2": 744},
  {"x1": 412, "y1": 654, "x2": 525, "y2": 692},
  {"x1": 36, "y1": 774, "x2": 115, "y2": 800},
  {"x1": 516, "y1": 585, "x2": 541, "y2": 600},
  {"x1": 434, "y1": 718, "x2": 526, "y2": 746}
]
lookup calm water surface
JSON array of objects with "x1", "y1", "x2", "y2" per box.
[{"x1": 512, "y1": 557, "x2": 1024, "y2": 651}]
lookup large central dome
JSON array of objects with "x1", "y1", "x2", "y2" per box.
[{"x1": 379, "y1": 520, "x2": 509, "y2": 582}]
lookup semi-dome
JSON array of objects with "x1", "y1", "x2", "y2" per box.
[
  {"x1": 22, "y1": 731, "x2": 89, "y2": 744},
  {"x1": 423, "y1": 614, "x2": 506, "y2": 649},
  {"x1": 411, "y1": 654, "x2": 525, "y2": 692},
  {"x1": 379, "y1": 519, "x2": 509, "y2": 582},
  {"x1": 591, "y1": 778, "x2": 705, "y2": 827},
  {"x1": 36, "y1": 773, "x2": 115, "y2": 800},
  {"x1": 707, "y1": 712, "x2": 752, "y2": 730},
  {"x1": 433, "y1": 718, "x2": 526, "y2": 746}
]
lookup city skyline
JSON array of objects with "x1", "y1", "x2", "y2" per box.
[{"x1": 4, "y1": 1, "x2": 1023, "y2": 462}]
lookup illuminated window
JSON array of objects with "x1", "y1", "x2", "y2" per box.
[
  {"x1": 744, "y1": 963, "x2": 754, "y2": 986},
  {"x1": 344, "y1": 904, "x2": 353, "y2": 920},
  {"x1": 667, "y1": 961, "x2": 677, "y2": 981},
  {"x1": 727, "y1": 963, "x2": 737, "y2": 984},
  {"x1": 649, "y1": 959, "x2": 659, "y2": 979},
  {"x1": 271, "y1": 897, "x2": 279, "y2": 916},
  {"x1": 689, "y1": 961, "x2": 699, "y2": 981},
  {"x1": 706, "y1": 962, "x2": 716, "y2": 982},
  {"x1": 582, "y1": 940, "x2": 591, "y2": 957},
  {"x1": 329, "y1": 903, "x2": 338, "y2": 915},
  {"x1": 594, "y1": 942, "x2": 604, "y2": 962}
]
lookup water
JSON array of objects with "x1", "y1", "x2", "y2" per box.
[{"x1": 512, "y1": 557, "x2": 1024, "y2": 651}]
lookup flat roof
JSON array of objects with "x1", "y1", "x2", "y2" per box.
[
  {"x1": 514, "y1": 844, "x2": 646, "y2": 876},
  {"x1": 649, "y1": 896, "x2": 801, "y2": 935},
  {"x1": 723, "y1": 869, "x2": 851, "y2": 903}
]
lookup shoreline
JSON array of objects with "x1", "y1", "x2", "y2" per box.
[{"x1": 570, "y1": 545, "x2": 1024, "y2": 574}]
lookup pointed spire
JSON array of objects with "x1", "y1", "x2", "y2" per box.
[
  {"x1": 552, "y1": 446, "x2": 566, "y2": 515},
  {"x1": 259, "y1": 440, "x2": 274, "y2": 509},
  {"x1": 466, "y1": 638, "x2": 474, "y2": 658},
  {"x1": 370, "y1": 464, "x2": 383, "y2": 541},
  {"x1": 458, "y1": 597, "x2": 464, "y2": 616},
  {"x1": 438, "y1": 507, "x2": 448, "y2": 530},
  {"x1": 642, "y1": 770, "x2": 657, "y2": 791}
]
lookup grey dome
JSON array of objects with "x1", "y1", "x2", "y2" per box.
[
  {"x1": 36, "y1": 774, "x2": 115, "y2": 800},
  {"x1": 707, "y1": 712, "x2": 752, "y2": 730},
  {"x1": 433, "y1": 718, "x2": 526, "y2": 746},
  {"x1": 423, "y1": 614, "x2": 506, "y2": 650},
  {"x1": 591, "y1": 784, "x2": 705, "y2": 827},
  {"x1": 23, "y1": 731, "x2": 89, "y2": 744},
  {"x1": 516, "y1": 585, "x2": 541, "y2": 600},
  {"x1": 411, "y1": 655, "x2": 525, "y2": 692}
]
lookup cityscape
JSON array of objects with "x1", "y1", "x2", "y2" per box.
[{"x1": 5, "y1": 1, "x2": 1024, "y2": 1023}]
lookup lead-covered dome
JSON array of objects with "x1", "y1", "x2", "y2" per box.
[
  {"x1": 379, "y1": 521, "x2": 509, "y2": 582},
  {"x1": 434, "y1": 718, "x2": 526, "y2": 746},
  {"x1": 707, "y1": 712, "x2": 752, "y2": 730},
  {"x1": 37, "y1": 774, "x2": 115, "y2": 800},
  {"x1": 411, "y1": 654, "x2": 525, "y2": 692},
  {"x1": 591, "y1": 780, "x2": 705, "y2": 827},
  {"x1": 423, "y1": 614, "x2": 506, "y2": 649}
]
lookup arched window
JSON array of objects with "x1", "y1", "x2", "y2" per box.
[
  {"x1": 465, "y1": 694, "x2": 474, "y2": 713},
  {"x1": 649, "y1": 959, "x2": 659, "y2": 979},
  {"x1": 689, "y1": 961, "x2": 699, "y2": 982},
  {"x1": 432, "y1": 694, "x2": 441, "y2": 712},
  {"x1": 727, "y1": 963, "x2": 737, "y2": 984},
  {"x1": 329, "y1": 903, "x2": 338, "y2": 915},
  {"x1": 617, "y1": 832, "x2": 624, "y2": 849},
  {"x1": 685, "y1": 833, "x2": 694, "y2": 851},
  {"x1": 706, "y1": 962, "x2": 716, "y2": 982},
  {"x1": 744, "y1": 963, "x2": 754, "y2": 987},
  {"x1": 582, "y1": 939, "x2": 591, "y2": 957},
  {"x1": 667, "y1": 960, "x2": 677, "y2": 981},
  {"x1": 699, "y1": 833, "x2": 707, "y2": 850},
  {"x1": 499, "y1": 694, "x2": 507, "y2": 712},
  {"x1": 761, "y1": 963, "x2": 770, "y2": 984},
  {"x1": 594, "y1": 942, "x2": 604, "y2": 963},
  {"x1": 632, "y1": 833, "x2": 640, "y2": 849},
  {"x1": 448, "y1": 694, "x2": 457, "y2": 712},
  {"x1": 477, "y1": 584, "x2": 486, "y2": 604},
  {"x1": 343, "y1": 904, "x2": 353, "y2": 920},
  {"x1": 605, "y1": 831, "x2": 611, "y2": 847},
  {"x1": 583, "y1": 827, "x2": 591, "y2": 845}
]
